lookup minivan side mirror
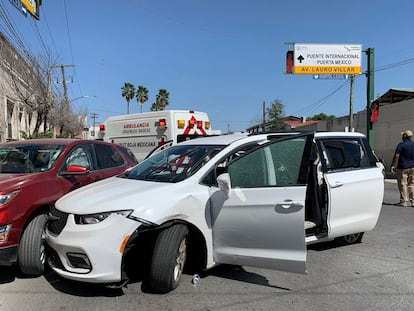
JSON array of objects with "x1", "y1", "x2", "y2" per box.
[{"x1": 217, "y1": 173, "x2": 231, "y2": 198}]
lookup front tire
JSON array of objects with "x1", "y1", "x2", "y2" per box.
[
  {"x1": 148, "y1": 224, "x2": 189, "y2": 293},
  {"x1": 335, "y1": 232, "x2": 364, "y2": 245},
  {"x1": 18, "y1": 214, "x2": 48, "y2": 276}
]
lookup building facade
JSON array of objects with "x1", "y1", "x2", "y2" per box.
[{"x1": 0, "y1": 32, "x2": 46, "y2": 142}]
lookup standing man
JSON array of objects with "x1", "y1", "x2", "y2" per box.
[{"x1": 390, "y1": 130, "x2": 414, "y2": 207}]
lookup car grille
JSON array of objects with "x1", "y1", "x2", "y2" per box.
[{"x1": 47, "y1": 206, "x2": 68, "y2": 236}]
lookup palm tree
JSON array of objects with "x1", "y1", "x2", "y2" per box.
[
  {"x1": 136, "y1": 86, "x2": 149, "y2": 113},
  {"x1": 121, "y1": 82, "x2": 135, "y2": 114},
  {"x1": 151, "y1": 89, "x2": 170, "y2": 111}
]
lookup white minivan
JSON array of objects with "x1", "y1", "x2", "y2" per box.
[{"x1": 45, "y1": 132, "x2": 384, "y2": 293}]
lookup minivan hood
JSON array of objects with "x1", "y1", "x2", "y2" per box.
[{"x1": 55, "y1": 176, "x2": 175, "y2": 215}]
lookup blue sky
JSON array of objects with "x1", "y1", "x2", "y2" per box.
[{"x1": 2, "y1": 0, "x2": 414, "y2": 133}]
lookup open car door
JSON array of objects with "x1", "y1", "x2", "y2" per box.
[
  {"x1": 317, "y1": 137, "x2": 384, "y2": 238},
  {"x1": 211, "y1": 133, "x2": 314, "y2": 273}
]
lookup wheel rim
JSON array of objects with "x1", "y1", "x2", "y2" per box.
[
  {"x1": 344, "y1": 233, "x2": 360, "y2": 243},
  {"x1": 173, "y1": 238, "x2": 187, "y2": 281},
  {"x1": 40, "y1": 231, "x2": 46, "y2": 265},
  {"x1": 39, "y1": 242, "x2": 46, "y2": 265}
]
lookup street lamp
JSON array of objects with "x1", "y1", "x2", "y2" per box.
[{"x1": 68, "y1": 95, "x2": 96, "y2": 103}]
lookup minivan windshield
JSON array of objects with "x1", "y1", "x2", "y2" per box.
[
  {"x1": 127, "y1": 144, "x2": 224, "y2": 182},
  {"x1": 0, "y1": 144, "x2": 65, "y2": 174}
]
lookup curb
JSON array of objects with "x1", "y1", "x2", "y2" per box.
[{"x1": 385, "y1": 179, "x2": 397, "y2": 184}]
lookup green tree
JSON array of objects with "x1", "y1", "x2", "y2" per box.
[
  {"x1": 151, "y1": 89, "x2": 170, "y2": 111},
  {"x1": 266, "y1": 99, "x2": 285, "y2": 130},
  {"x1": 308, "y1": 113, "x2": 336, "y2": 120},
  {"x1": 136, "y1": 85, "x2": 149, "y2": 113},
  {"x1": 121, "y1": 82, "x2": 136, "y2": 114}
]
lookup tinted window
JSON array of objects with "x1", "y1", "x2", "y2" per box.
[
  {"x1": 319, "y1": 139, "x2": 372, "y2": 171},
  {"x1": 117, "y1": 145, "x2": 138, "y2": 164},
  {"x1": 94, "y1": 144, "x2": 125, "y2": 169}
]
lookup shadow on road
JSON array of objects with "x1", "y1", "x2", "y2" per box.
[
  {"x1": 43, "y1": 269, "x2": 124, "y2": 297},
  {"x1": 0, "y1": 265, "x2": 18, "y2": 284},
  {"x1": 0, "y1": 264, "x2": 123, "y2": 297},
  {"x1": 198, "y1": 264, "x2": 291, "y2": 291}
]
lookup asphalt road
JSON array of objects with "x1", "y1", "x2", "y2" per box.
[{"x1": 0, "y1": 181, "x2": 413, "y2": 311}]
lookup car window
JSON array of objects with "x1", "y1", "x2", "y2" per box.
[
  {"x1": 319, "y1": 139, "x2": 372, "y2": 171},
  {"x1": 0, "y1": 144, "x2": 65, "y2": 173},
  {"x1": 116, "y1": 145, "x2": 138, "y2": 164},
  {"x1": 227, "y1": 136, "x2": 309, "y2": 188},
  {"x1": 0, "y1": 149, "x2": 32, "y2": 173},
  {"x1": 64, "y1": 144, "x2": 94, "y2": 170},
  {"x1": 94, "y1": 144, "x2": 125, "y2": 169}
]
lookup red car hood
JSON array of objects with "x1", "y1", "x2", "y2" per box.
[{"x1": 0, "y1": 173, "x2": 39, "y2": 190}]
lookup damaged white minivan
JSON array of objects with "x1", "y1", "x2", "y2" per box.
[{"x1": 45, "y1": 132, "x2": 384, "y2": 293}]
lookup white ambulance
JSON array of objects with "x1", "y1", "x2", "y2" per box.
[{"x1": 100, "y1": 110, "x2": 213, "y2": 162}]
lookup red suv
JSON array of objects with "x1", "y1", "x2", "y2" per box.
[{"x1": 0, "y1": 139, "x2": 137, "y2": 275}]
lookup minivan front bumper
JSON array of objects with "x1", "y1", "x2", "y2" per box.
[{"x1": 45, "y1": 213, "x2": 141, "y2": 283}]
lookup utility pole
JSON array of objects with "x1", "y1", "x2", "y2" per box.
[
  {"x1": 262, "y1": 101, "x2": 266, "y2": 132},
  {"x1": 90, "y1": 112, "x2": 99, "y2": 137},
  {"x1": 51, "y1": 64, "x2": 75, "y2": 101},
  {"x1": 349, "y1": 75, "x2": 355, "y2": 131},
  {"x1": 51, "y1": 64, "x2": 75, "y2": 135},
  {"x1": 365, "y1": 48, "x2": 375, "y2": 146}
]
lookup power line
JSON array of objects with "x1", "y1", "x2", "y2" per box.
[
  {"x1": 62, "y1": 0, "x2": 85, "y2": 100},
  {"x1": 375, "y1": 58, "x2": 414, "y2": 72},
  {"x1": 291, "y1": 54, "x2": 414, "y2": 118}
]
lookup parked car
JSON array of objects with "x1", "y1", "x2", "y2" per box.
[
  {"x1": 0, "y1": 139, "x2": 138, "y2": 275},
  {"x1": 45, "y1": 132, "x2": 384, "y2": 293}
]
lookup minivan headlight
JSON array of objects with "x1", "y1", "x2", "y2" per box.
[{"x1": 75, "y1": 210, "x2": 133, "y2": 225}]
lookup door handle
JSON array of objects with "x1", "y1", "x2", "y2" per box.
[
  {"x1": 330, "y1": 181, "x2": 344, "y2": 188},
  {"x1": 275, "y1": 200, "x2": 303, "y2": 210}
]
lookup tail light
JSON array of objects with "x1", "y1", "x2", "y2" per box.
[
  {"x1": 197, "y1": 121, "x2": 203, "y2": 129},
  {"x1": 99, "y1": 124, "x2": 105, "y2": 131},
  {"x1": 159, "y1": 119, "x2": 167, "y2": 127}
]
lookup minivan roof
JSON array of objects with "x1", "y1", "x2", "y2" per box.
[{"x1": 177, "y1": 131, "x2": 366, "y2": 147}]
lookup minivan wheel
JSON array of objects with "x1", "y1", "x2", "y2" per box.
[
  {"x1": 18, "y1": 214, "x2": 48, "y2": 276},
  {"x1": 335, "y1": 232, "x2": 364, "y2": 245},
  {"x1": 148, "y1": 224, "x2": 189, "y2": 293}
]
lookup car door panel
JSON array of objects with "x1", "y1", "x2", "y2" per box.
[
  {"x1": 212, "y1": 186, "x2": 307, "y2": 273},
  {"x1": 324, "y1": 168, "x2": 384, "y2": 237},
  {"x1": 318, "y1": 138, "x2": 384, "y2": 238},
  {"x1": 211, "y1": 133, "x2": 313, "y2": 274}
]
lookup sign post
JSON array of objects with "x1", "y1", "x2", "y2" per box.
[{"x1": 366, "y1": 48, "x2": 375, "y2": 147}]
